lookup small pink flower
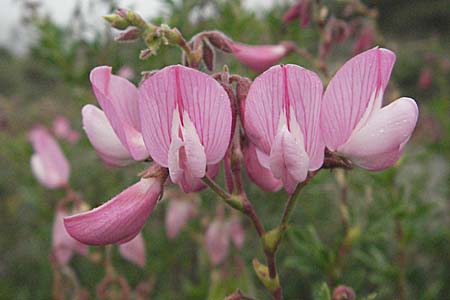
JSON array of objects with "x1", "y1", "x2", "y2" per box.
[
  {"x1": 119, "y1": 232, "x2": 146, "y2": 268},
  {"x1": 353, "y1": 25, "x2": 376, "y2": 55},
  {"x1": 87, "y1": 66, "x2": 148, "y2": 162},
  {"x1": 52, "y1": 116, "x2": 80, "y2": 143},
  {"x1": 139, "y1": 65, "x2": 232, "y2": 192},
  {"x1": 165, "y1": 195, "x2": 197, "y2": 239},
  {"x1": 282, "y1": 0, "x2": 312, "y2": 28},
  {"x1": 321, "y1": 48, "x2": 419, "y2": 170},
  {"x1": 244, "y1": 64, "x2": 324, "y2": 193},
  {"x1": 205, "y1": 217, "x2": 230, "y2": 265},
  {"x1": 243, "y1": 143, "x2": 282, "y2": 192},
  {"x1": 117, "y1": 66, "x2": 135, "y2": 80},
  {"x1": 52, "y1": 207, "x2": 88, "y2": 265},
  {"x1": 29, "y1": 126, "x2": 70, "y2": 189},
  {"x1": 64, "y1": 169, "x2": 165, "y2": 245},
  {"x1": 231, "y1": 42, "x2": 295, "y2": 73},
  {"x1": 228, "y1": 217, "x2": 245, "y2": 250}
]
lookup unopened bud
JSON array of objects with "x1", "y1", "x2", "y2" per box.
[
  {"x1": 332, "y1": 285, "x2": 355, "y2": 300},
  {"x1": 160, "y1": 25, "x2": 183, "y2": 45},
  {"x1": 115, "y1": 27, "x2": 141, "y2": 42},
  {"x1": 252, "y1": 258, "x2": 280, "y2": 293},
  {"x1": 202, "y1": 41, "x2": 215, "y2": 71},
  {"x1": 207, "y1": 31, "x2": 234, "y2": 53},
  {"x1": 103, "y1": 14, "x2": 129, "y2": 30}
]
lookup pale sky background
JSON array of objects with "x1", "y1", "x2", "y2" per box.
[{"x1": 0, "y1": 0, "x2": 278, "y2": 53}]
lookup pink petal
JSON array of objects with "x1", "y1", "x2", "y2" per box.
[
  {"x1": 205, "y1": 219, "x2": 230, "y2": 265},
  {"x1": 29, "y1": 126, "x2": 70, "y2": 189},
  {"x1": 244, "y1": 64, "x2": 324, "y2": 171},
  {"x1": 269, "y1": 118, "x2": 309, "y2": 194},
  {"x1": 338, "y1": 97, "x2": 418, "y2": 170},
  {"x1": 244, "y1": 143, "x2": 282, "y2": 192},
  {"x1": 165, "y1": 198, "x2": 196, "y2": 239},
  {"x1": 187, "y1": 163, "x2": 220, "y2": 193},
  {"x1": 139, "y1": 65, "x2": 232, "y2": 166},
  {"x1": 321, "y1": 48, "x2": 396, "y2": 150},
  {"x1": 82, "y1": 105, "x2": 134, "y2": 167},
  {"x1": 64, "y1": 177, "x2": 163, "y2": 245},
  {"x1": 90, "y1": 66, "x2": 148, "y2": 160},
  {"x1": 231, "y1": 43, "x2": 293, "y2": 73},
  {"x1": 52, "y1": 208, "x2": 88, "y2": 265},
  {"x1": 119, "y1": 232, "x2": 146, "y2": 268}
]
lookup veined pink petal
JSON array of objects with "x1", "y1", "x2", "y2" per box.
[
  {"x1": 119, "y1": 233, "x2": 146, "y2": 268},
  {"x1": 321, "y1": 48, "x2": 396, "y2": 150},
  {"x1": 64, "y1": 177, "x2": 163, "y2": 245},
  {"x1": 338, "y1": 97, "x2": 418, "y2": 170},
  {"x1": 29, "y1": 126, "x2": 70, "y2": 189},
  {"x1": 139, "y1": 65, "x2": 231, "y2": 174},
  {"x1": 205, "y1": 219, "x2": 230, "y2": 265},
  {"x1": 231, "y1": 43, "x2": 293, "y2": 73},
  {"x1": 244, "y1": 64, "x2": 324, "y2": 173},
  {"x1": 52, "y1": 208, "x2": 88, "y2": 265},
  {"x1": 82, "y1": 105, "x2": 134, "y2": 167},
  {"x1": 90, "y1": 66, "x2": 148, "y2": 160},
  {"x1": 165, "y1": 198, "x2": 197, "y2": 239},
  {"x1": 187, "y1": 163, "x2": 220, "y2": 193},
  {"x1": 269, "y1": 114, "x2": 309, "y2": 194},
  {"x1": 244, "y1": 143, "x2": 282, "y2": 192}
]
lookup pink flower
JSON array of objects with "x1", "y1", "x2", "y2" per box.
[
  {"x1": 205, "y1": 218, "x2": 230, "y2": 265},
  {"x1": 321, "y1": 48, "x2": 419, "y2": 170},
  {"x1": 165, "y1": 195, "x2": 197, "y2": 239},
  {"x1": 29, "y1": 126, "x2": 70, "y2": 189},
  {"x1": 353, "y1": 25, "x2": 376, "y2": 55},
  {"x1": 52, "y1": 208, "x2": 88, "y2": 265},
  {"x1": 244, "y1": 64, "x2": 324, "y2": 193},
  {"x1": 52, "y1": 116, "x2": 80, "y2": 144},
  {"x1": 243, "y1": 143, "x2": 282, "y2": 192},
  {"x1": 231, "y1": 42, "x2": 295, "y2": 73},
  {"x1": 228, "y1": 217, "x2": 245, "y2": 250},
  {"x1": 119, "y1": 232, "x2": 146, "y2": 268},
  {"x1": 64, "y1": 168, "x2": 165, "y2": 245},
  {"x1": 282, "y1": 0, "x2": 312, "y2": 28},
  {"x1": 117, "y1": 66, "x2": 135, "y2": 80},
  {"x1": 85, "y1": 66, "x2": 148, "y2": 165},
  {"x1": 139, "y1": 65, "x2": 232, "y2": 192}
]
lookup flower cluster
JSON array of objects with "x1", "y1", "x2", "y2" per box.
[{"x1": 60, "y1": 47, "x2": 418, "y2": 247}]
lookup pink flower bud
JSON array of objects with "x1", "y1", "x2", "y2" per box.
[
  {"x1": 119, "y1": 233, "x2": 146, "y2": 268},
  {"x1": 202, "y1": 41, "x2": 215, "y2": 71},
  {"x1": 52, "y1": 207, "x2": 88, "y2": 265},
  {"x1": 282, "y1": 2, "x2": 302, "y2": 23},
  {"x1": 205, "y1": 218, "x2": 230, "y2": 265},
  {"x1": 29, "y1": 126, "x2": 70, "y2": 189},
  {"x1": 206, "y1": 31, "x2": 234, "y2": 53},
  {"x1": 52, "y1": 116, "x2": 80, "y2": 144},
  {"x1": 165, "y1": 196, "x2": 197, "y2": 239},
  {"x1": 229, "y1": 217, "x2": 245, "y2": 249},
  {"x1": 115, "y1": 27, "x2": 141, "y2": 42},
  {"x1": 353, "y1": 25, "x2": 375, "y2": 55},
  {"x1": 418, "y1": 68, "x2": 432, "y2": 90},
  {"x1": 117, "y1": 66, "x2": 135, "y2": 80},
  {"x1": 230, "y1": 42, "x2": 294, "y2": 73}
]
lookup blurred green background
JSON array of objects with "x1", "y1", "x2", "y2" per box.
[{"x1": 0, "y1": 0, "x2": 449, "y2": 299}]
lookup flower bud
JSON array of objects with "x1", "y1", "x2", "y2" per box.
[
  {"x1": 103, "y1": 14, "x2": 129, "y2": 30},
  {"x1": 206, "y1": 31, "x2": 234, "y2": 53},
  {"x1": 332, "y1": 285, "x2": 355, "y2": 300},
  {"x1": 418, "y1": 68, "x2": 432, "y2": 90},
  {"x1": 115, "y1": 27, "x2": 141, "y2": 42},
  {"x1": 353, "y1": 25, "x2": 375, "y2": 54},
  {"x1": 202, "y1": 41, "x2": 215, "y2": 71}
]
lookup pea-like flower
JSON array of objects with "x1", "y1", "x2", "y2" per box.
[
  {"x1": 321, "y1": 48, "x2": 419, "y2": 170},
  {"x1": 139, "y1": 65, "x2": 232, "y2": 192},
  {"x1": 244, "y1": 64, "x2": 325, "y2": 193}
]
